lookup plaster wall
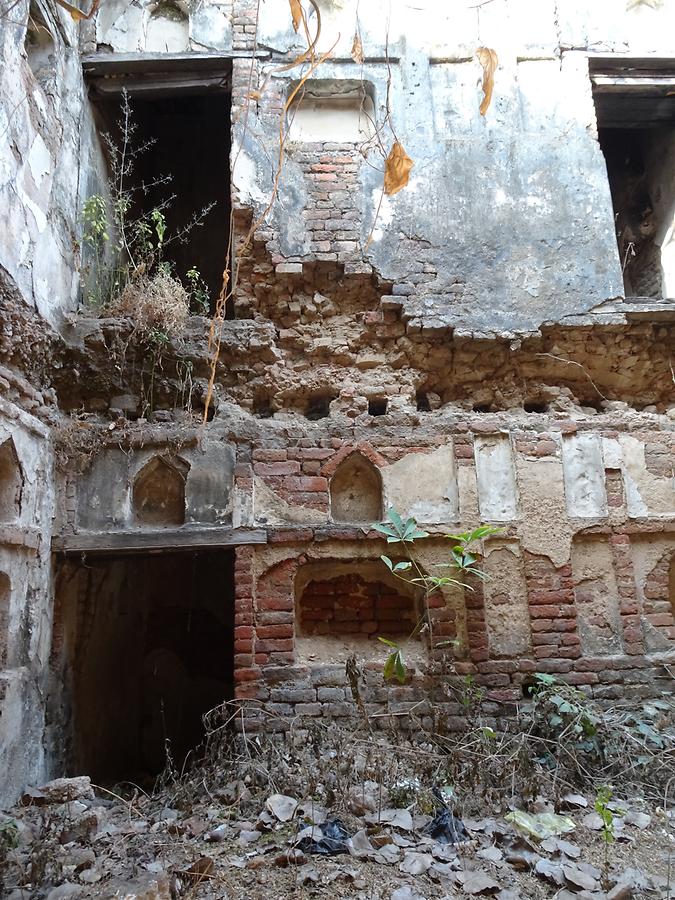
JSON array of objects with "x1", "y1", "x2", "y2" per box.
[
  {"x1": 0, "y1": 401, "x2": 55, "y2": 805},
  {"x1": 0, "y1": 0, "x2": 107, "y2": 328}
]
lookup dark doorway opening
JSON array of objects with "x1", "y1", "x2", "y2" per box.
[
  {"x1": 89, "y1": 65, "x2": 232, "y2": 314},
  {"x1": 53, "y1": 550, "x2": 234, "y2": 785}
]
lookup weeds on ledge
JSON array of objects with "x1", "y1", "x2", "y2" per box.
[{"x1": 81, "y1": 90, "x2": 214, "y2": 329}]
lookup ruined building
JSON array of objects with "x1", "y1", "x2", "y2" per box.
[{"x1": 1, "y1": 0, "x2": 674, "y2": 804}]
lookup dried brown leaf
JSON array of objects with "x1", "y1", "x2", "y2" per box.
[
  {"x1": 476, "y1": 47, "x2": 498, "y2": 116},
  {"x1": 54, "y1": 0, "x2": 100, "y2": 21},
  {"x1": 289, "y1": 0, "x2": 303, "y2": 32},
  {"x1": 384, "y1": 141, "x2": 413, "y2": 196},
  {"x1": 351, "y1": 32, "x2": 364, "y2": 64}
]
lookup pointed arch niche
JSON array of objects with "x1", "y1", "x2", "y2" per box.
[
  {"x1": 329, "y1": 452, "x2": 382, "y2": 524},
  {"x1": 133, "y1": 456, "x2": 188, "y2": 526},
  {"x1": 0, "y1": 438, "x2": 23, "y2": 523}
]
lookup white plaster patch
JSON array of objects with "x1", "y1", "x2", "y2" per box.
[
  {"x1": 382, "y1": 445, "x2": 459, "y2": 524},
  {"x1": 620, "y1": 435, "x2": 675, "y2": 518},
  {"x1": 26, "y1": 134, "x2": 51, "y2": 189},
  {"x1": 232, "y1": 150, "x2": 269, "y2": 207},
  {"x1": 474, "y1": 435, "x2": 519, "y2": 522},
  {"x1": 369, "y1": 190, "x2": 394, "y2": 243},
  {"x1": 561, "y1": 432, "x2": 607, "y2": 518}
]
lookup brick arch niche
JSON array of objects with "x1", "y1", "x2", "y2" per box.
[
  {"x1": 329, "y1": 452, "x2": 382, "y2": 524},
  {"x1": 133, "y1": 456, "x2": 188, "y2": 526},
  {"x1": 294, "y1": 559, "x2": 425, "y2": 662}
]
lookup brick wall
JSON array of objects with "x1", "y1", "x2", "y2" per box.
[
  {"x1": 232, "y1": 426, "x2": 675, "y2": 733},
  {"x1": 298, "y1": 574, "x2": 416, "y2": 638}
]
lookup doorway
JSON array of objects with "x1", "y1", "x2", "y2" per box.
[{"x1": 52, "y1": 550, "x2": 234, "y2": 785}]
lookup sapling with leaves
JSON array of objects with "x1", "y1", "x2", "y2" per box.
[
  {"x1": 594, "y1": 786, "x2": 619, "y2": 888},
  {"x1": 371, "y1": 508, "x2": 500, "y2": 683}
]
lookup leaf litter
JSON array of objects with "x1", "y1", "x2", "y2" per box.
[{"x1": 2, "y1": 720, "x2": 674, "y2": 900}]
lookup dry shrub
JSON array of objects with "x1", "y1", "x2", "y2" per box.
[{"x1": 109, "y1": 270, "x2": 189, "y2": 337}]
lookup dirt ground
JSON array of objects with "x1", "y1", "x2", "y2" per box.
[{"x1": 2, "y1": 697, "x2": 675, "y2": 899}]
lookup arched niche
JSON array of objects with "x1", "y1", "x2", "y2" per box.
[
  {"x1": 294, "y1": 558, "x2": 427, "y2": 665},
  {"x1": 146, "y1": 1, "x2": 189, "y2": 53},
  {"x1": 330, "y1": 452, "x2": 382, "y2": 524},
  {"x1": 0, "y1": 571, "x2": 10, "y2": 667},
  {"x1": 133, "y1": 456, "x2": 188, "y2": 526},
  {"x1": 0, "y1": 438, "x2": 23, "y2": 523}
]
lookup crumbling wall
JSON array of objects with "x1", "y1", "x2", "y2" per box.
[
  {"x1": 1, "y1": 0, "x2": 675, "y2": 801},
  {"x1": 0, "y1": 400, "x2": 55, "y2": 802},
  {"x1": 0, "y1": 0, "x2": 108, "y2": 328}
]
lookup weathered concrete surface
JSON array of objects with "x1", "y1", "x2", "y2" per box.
[
  {"x1": 0, "y1": 402, "x2": 55, "y2": 804},
  {"x1": 0, "y1": 0, "x2": 106, "y2": 328}
]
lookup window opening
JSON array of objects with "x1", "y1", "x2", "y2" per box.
[
  {"x1": 88, "y1": 64, "x2": 232, "y2": 314},
  {"x1": 305, "y1": 393, "x2": 335, "y2": 420},
  {"x1": 591, "y1": 58, "x2": 675, "y2": 300},
  {"x1": 368, "y1": 397, "x2": 388, "y2": 416}
]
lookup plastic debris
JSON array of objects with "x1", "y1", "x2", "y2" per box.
[
  {"x1": 424, "y1": 807, "x2": 469, "y2": 844},
  {"x1": 505, "y1": 810, "x2": 575, "y2": 840},
  {"x1": 297, "y1": 818, "x2": 351, "y2": 855}
]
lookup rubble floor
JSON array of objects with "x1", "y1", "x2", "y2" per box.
[{"x1": 3, "y1": 704, "x2": 675, "y2": 900}]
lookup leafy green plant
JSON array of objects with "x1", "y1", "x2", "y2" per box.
[
  {"x1": 372, "y1": 508, "x2": 500, "y2": 682},
  {"x1": 185, "y1": 266, "x2": 211, "y2": 314},
  {"x1": 594, "y1": 786, "x2": 619, "y2": 887}
]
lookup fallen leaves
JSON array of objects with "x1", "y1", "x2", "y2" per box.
[
  {"x1": 289, "y1": 0, "x2": 303, "y2": 32},
  {"x1": 351, "y1": 32, "x2": 365, "y2": 64},
  {"x1": 266, "y1": 793, "x2": 297, "y2": 822},
  {"x1": 384, "y1": 142, "x2": 414, "y2": 196},
  {"x1": 476, "y1": 47, "x2": 498, "y2": 116}
]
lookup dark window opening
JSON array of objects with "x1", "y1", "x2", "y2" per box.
[
  {"x1": 578, "y1": 395, "x2": 604, "y2": 412},
  {"x1": 253, "y1": 393, "x2": 274, "y2": 418},
  {"x1": 416, "y1": 391, "x2": 431, "y2": 412},
  {"x1": 53, "y1": 550, "x2": 234, "y2": 785},
  {"x1": 368, "y1": 397, "x2": 388, "y2": 416},
  {"x1": 524, "y1": 401, "x2": 549, "y2": 414},
  {"x1": 306, "y1": 393, "x2": 334, "y2": 420},
  {"x1": 89, "y1": 67, "x2": 232, "y2": 315},
  {"x1": 591, "y1": 58, "x2": 675, "y2": 300}
]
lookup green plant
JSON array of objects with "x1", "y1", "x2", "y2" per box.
[
  {"x1": 185, "y1": 266, "x2": 210, "y2": 314},
  {"x1": 80, "y1": 90, "x2": 214, "y2": 324},
  {"x1": 526, "y1": 672, "x2": 603, "y2": 770},
  {"x1": 594, "y1": 785, "x2": 618, "y2": 887},
  {"x1": 371, "y1": 508, "x2": 500, "y2": 682}
]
